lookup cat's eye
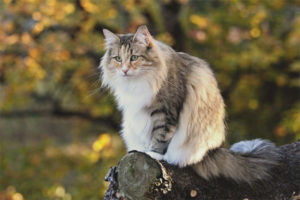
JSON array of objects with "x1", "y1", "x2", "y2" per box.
[
  {"x1": 130, "y1": 55, "x2": 139, "y2": 61},
  {"x1": 114, "y1": 56, "x2": 122, "y2": 62}
]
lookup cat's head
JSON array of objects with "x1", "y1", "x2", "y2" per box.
[{"x1": 100, "y1": 25, "x2": 163, "y2": 81}]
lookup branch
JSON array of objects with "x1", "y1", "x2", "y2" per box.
[
  {"x1": 104, "y1": 142, "x2": 300, "y2": 199},
  {"x1": 0, "y1": 109, "x2": 120, "y2": 130}
]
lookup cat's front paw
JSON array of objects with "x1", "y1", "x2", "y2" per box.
[{"x1": 146, "y1": 151, "x2": 164, "y2": 160}]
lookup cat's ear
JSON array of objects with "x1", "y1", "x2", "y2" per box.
[
  {"x1": 103, "y1": 29, "x2": 120, "y2": 46},
  {"x1": 133, "y1": 25, "x2": 153, "y2": 47}
]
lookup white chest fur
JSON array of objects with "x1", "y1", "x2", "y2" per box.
[
  {"x1": 122, "y1": 108, "x2": 152, "y2": 151},
  {"x1": 113, "y1": 78, "x2": 155, "y2": 151}
]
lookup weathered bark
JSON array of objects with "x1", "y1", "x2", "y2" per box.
[{"x1": 104, "y1": 141, "x2": 300, "y2": 200}]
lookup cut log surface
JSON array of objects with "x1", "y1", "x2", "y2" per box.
[{"x1": 104, "y1": 141, "x2": 300, "y2": 200}]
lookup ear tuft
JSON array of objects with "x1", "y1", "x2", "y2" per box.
[
  {"x1": 133, "y1": 25, "x2": 153, "y2": 47},
  {"x1": 103, "y1": 29, "x2": 119, "y2": 46}
]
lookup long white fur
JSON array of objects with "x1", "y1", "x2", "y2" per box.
[
  {"x1": 101, "y1": 40, "x2": 167, "y2": 153},
  {"x1": 101, "y1": 45, "x2": 225, "y2": 167}
]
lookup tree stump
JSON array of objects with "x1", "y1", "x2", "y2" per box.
[{"x1": 104, "y1": 141, "x2": 300, "y2": 200}]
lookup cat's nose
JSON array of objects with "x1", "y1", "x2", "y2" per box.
[{"x1": 122, "y1": 68, "x2": 129, "y2": 75}]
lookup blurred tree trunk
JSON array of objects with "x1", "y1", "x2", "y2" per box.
[
  {"x1": 160, "y1": 0, "x2": 185, "y2": 51},
  {"x1": 104, "y1": 141, "x2": 300, "y2": 200}
]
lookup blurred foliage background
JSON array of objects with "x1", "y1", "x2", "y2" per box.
[{"x1": 0, "y1": 0, "x2": 299, "y2": 199}]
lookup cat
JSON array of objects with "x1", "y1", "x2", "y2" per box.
[{"x1": 100, "y1": 25, "x2": 280, "y2": 183}]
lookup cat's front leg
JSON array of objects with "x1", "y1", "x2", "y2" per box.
[
  {"x1": 147, "y1": 108, "x2": 177, "y2": 159},
  {"x1": 146, "y1": 151, "x2": 164, "y2": 160},
  {"x1": 122, "y1": 124, "x2": 149, "y2": 152},
  {"x1": 147, "y1": 127, "x2": 176, "y2": 160},
  {"x1": 149, "y1": 125, "x2": 176, "y2": 153}
]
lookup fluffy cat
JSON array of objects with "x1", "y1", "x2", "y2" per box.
[{"x1": 100, "y1": 25, "x2": 280, "y2": 183}]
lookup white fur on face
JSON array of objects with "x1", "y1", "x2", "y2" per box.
[{"x1": 113, "y1": 45, "x2": 137, "y2": 77}]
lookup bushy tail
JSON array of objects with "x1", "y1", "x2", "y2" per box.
[{"x1": 192, "y1": 139, "x2": 281, "y2": 184}]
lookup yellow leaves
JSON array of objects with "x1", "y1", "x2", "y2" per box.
[
  {"x1": 248, "y1": 99, "x2": 258, "y2": 110},
  {"x1": 89, "y1": 133, "x2": 125, "y2": 164},
  {"x1": 88, "y1": 151, "x2": 100, "y2": 163},
  {"x1": 189, "y1": 15, "x2": 211, "y2": 43},
  {"x1": 286, "y1": 16, "x2": 300, "y2": 50},
  {"x1": 59, "y1": 50, "x2": 70, "y2": 60},
  {"x1": 25, "y1": 57, "x2": 46, "y2": 80},
  {"x1": 45, "y1": 185, "x2": 72, "y2": 200},
  {"x1": 230, "y1": 75, "x2": 261, "y2": 112},
  {"x1": 32, "y1": 1, "x2": 75, "y2": 25},
  {"x1": 88, "y1": 133, "x2": 125, "y2": 163},
  {"x1": 81, "y1": 18, "x2": 96, "y2": 32},
  {"x1": 29, "y1": 48, "x2": 40, "y2": 58},
  {"x1": 81, "y1": 0, "x2": 98, "y2": 13},
  {"x1": 55, "y1": 186, "x2": 66, "y2": 197},
  {"x1": 6, "y1": 34, "x2": 19, "y2": 45},
  {"x1": 33, "y1": 23, "x2": 44, "y2": 34},
  {"x1": 2, "y1": 186, "x2": 24, "y2": 200},
  {"x1": 90, "y1": 107, "x2": 107, "y2": 117},
  {"x1": 209, "y1": 24, "x2": 221, "y2": 36},
  {"x1": 250, "y1": 10, "x2": 267, "y2": 38},
  {"x1": 21, "y1": 33, "x2": 32, "y2": 44},
  {"x1": 124, "y1": 0, "x2": 135, "y2": 11},
  {"x1": 32, "y1": 11, "x2": 42, "y2": 21},
  {"x1": 92, "y1": 134, "x2": 111, "y2": 152},
  {"x1": 190, "y1": 15, "x2": 208, "y2": 28},
  {"x1": 2, "y1": 20, "x2": 14, "y2": 33},
  {"x1": 0, "y1": 53, "x2": 46, "y2": 110},
  {"x1": 272, "y1": 0, "x2": 285, "y2": 9},
  {"x1": 41, "y1": 2, "x2": 55, "y2": 16},
  {"x1": 69, "y1": 60, "x2": 92, "y2": 98},
  {"x1": 280, "y1": 103, "x2": 300, "y2": 139},
  {"x1": 156, "y1": 32, "x2": 174, "y2": 46},
  {"x1": 80, "y1": 0, "x2": 116, "y2": 19},
  {"x1": 12, "y1": 193, "x2": 24, "y2": 200},
  {"x1": 274, "y1": 126, "x2": 287, "y2": 137},
  {"x1": 4, "y1": 0, "x2": 12, "y2": 4},
  {"x1": 46, "y1": 0, "x2": 55, "y2": 7},
  {"x1": 250, "y1": 27, "x2": 261, "y2": 38},
  {"x1": 107, "y1": 8, "x2": 117, "y2": 19},
  {"x1": 64, "y1": 3, "x2": 75, "y2": 15},
  {"x1": 251, "y1": 10, "x2": 267, "y2": 27}
]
